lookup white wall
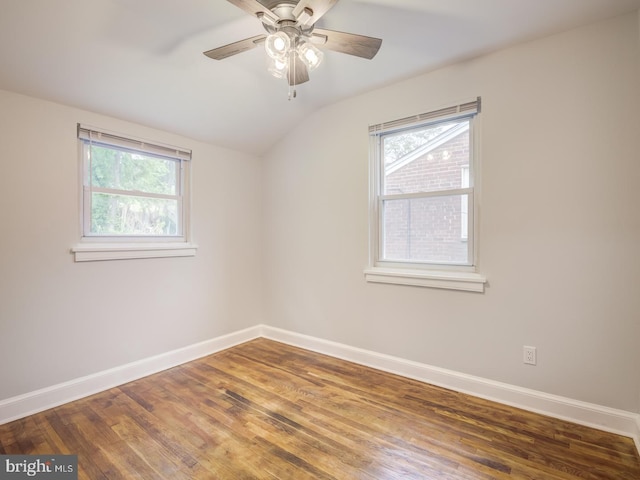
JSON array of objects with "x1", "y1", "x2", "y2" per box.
[
  {"x1": 262, "y1": 12, "x2": 640, "y2": 412},
  {"x1": 0, "y1": 90, "x2": 263, "y2": 400}
]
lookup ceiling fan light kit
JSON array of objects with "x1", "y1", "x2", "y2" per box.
[
  {"x1": 265, "y1": 31, "x2": 291, "y2": 59},
  {"x1": 267, "y1": 56, "x2": 289, "y2": 79},
  {"x1": 204, "y1": 0, "x2": 382, "y2": 99},
  {"x1": 297, "y1": 41, "x2": 323, "y2": 71}
]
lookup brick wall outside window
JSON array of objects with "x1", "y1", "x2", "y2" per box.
[{"x1": 383, "y1": 131, "x2": 469, "y2": 263}]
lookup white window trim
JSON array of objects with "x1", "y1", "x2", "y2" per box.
[
  {"x1": 72, "y1": 124, "x2": 197, "y2": 262},
  {"x1": 71, "y1": 242, "x2": 198, "y2": 262},
  {"x1": 364, "y1": 267, "x2": 486, "y2": 293},
  {"x1": 365, "y1": 98, "x2": 486, "y2": 292}
]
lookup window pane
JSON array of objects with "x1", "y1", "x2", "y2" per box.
[
  {"x1": 382, "y1": 195, "x2": 469, "y2": 264},
  {"x1": 383, "y1": 119, "x2": 470, "y2": 195},
  {"x1": 90, "y1": 192, "x2": 179, "y2": 236},
  {"x1": 89, "y1": 145, "x2": 177, "y2": 195}
]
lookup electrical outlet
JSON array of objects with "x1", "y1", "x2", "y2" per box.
[{"x1": 523, "y1": 346, "x2": 537, "y2": 365}]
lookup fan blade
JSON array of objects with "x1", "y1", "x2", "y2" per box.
[
  {"x1": 203, "y1": 35, "x2": 266, "y2": 60},
  {"x1": 312, "y1": 28, "x2": 382, "y2": 59},
  {"x1": 293, "y1": 0, "x2": 338, "y2": 26},
  {"x1": 288, "y1": 54, "x2": 309, "y2": 86},
  {"x1": 226, "y1": 0, "x2": 279, "y2": 24}
]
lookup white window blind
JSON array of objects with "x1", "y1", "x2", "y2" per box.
[
  {"x1": 77, "y1": 124, "x2": 192, "y2": 162},
  {"x1": 369, "y1": 97, "x2": 481, "y2": 136}
]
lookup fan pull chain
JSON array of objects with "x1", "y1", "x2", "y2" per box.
[{"x1": 288, "y1": 43, "x2": 297, "y2": 101}]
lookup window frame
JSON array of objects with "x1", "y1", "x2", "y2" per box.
[
  {"x1": 71, "y1": 124, "x2": 197, "y2": 262},
  {"x1": 365, "y1": 99, "x2": 486, "y2": 292}
]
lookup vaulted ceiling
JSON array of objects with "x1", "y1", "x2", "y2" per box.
[{"x1": 1, "y1": 0, "x2": 639, "y2": 155}]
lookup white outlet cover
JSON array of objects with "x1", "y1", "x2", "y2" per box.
[{"x1": 523, "y1": 346, "x2": 537, "y2": 365}]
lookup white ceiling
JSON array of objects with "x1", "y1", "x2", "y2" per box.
[{"x1": 1, "y1": 0, "x2": 639, "y2": 155}]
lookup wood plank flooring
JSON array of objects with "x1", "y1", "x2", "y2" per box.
[{"x1": 1, "y1": 338, "x2": 639, "y2": 479}]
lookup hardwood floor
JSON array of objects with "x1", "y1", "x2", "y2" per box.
[{"x1": 1, "y1": 339, "x2": 639, "y2": 479}]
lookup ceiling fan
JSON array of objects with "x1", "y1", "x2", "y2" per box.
[{"x1": 203, "y1": 0, "x2": 382, "y2": 94}]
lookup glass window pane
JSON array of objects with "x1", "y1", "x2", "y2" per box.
[
  {"x1": 89, "y1": 145, "x2": 177, "y2": 196},
  {"x1": 382, "y1": 195, "x2": 469, "y2": 264},
  {"x1": 383, "y1": 119, "x2": 470, "y2": 195},
  {"x1": 90, "y1": 192, "x2": 179, "y2": 236}
]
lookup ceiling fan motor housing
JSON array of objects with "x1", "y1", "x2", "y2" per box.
[{"x1": 261, "y1": 3, "x2": 315, "y2": 37}]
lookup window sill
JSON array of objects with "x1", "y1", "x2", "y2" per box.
[
  {"x1": 71, "y1": 242, "x2": 198, "y2": 262},
  {"x1": 364, "y1": 267, "x2": 486, "y2": 293}
]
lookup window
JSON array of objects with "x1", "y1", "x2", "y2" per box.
[
  {"x1": 71, "y1": 124, "x2": 197, "y2": 261},
  {"x1": 365, "y1": 98, "x2": 486, "y2": 292}
]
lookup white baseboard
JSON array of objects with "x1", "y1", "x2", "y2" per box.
[
  {"x1": 261, "y1": 325, "x2": 640, "y2": 451},
  {"x1": 0, "y1": 326, "x2": 262, "y2": 425},
  {"x1": 1, "y1": 323, "x2": 639, "y2": 456}
]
